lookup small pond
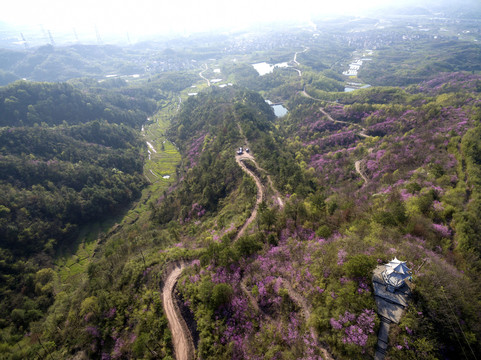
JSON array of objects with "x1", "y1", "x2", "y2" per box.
[
  {"x1": 252, "y1": 62, "x2": 289, "y2": 76},
  {"x1": 272, "y1": 104, "x2": 288, "y2": 117}
]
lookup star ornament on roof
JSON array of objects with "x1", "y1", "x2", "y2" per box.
[{"x1": 382, "y1": 257, "x2": 412, "y2": 288}]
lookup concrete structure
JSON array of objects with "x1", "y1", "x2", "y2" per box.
[{"x1": 372, "y1": 263, "x2": 412, "y2": 360}]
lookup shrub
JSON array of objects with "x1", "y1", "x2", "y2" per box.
[
  {"x1": 344, "y1": 255, "x2": 377, "y2": 278},
  {"x1": 211, "y1": 283, "x2": 233, "y2": 309}
]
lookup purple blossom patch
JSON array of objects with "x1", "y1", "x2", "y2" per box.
[
  {"x1": 331, "y1": 309, "x2": 376, "y2": 348},
  {"x1": 432, "y1": 223, "x2": 452, "y2": 238},
  {"x1": 337, "y1": 249, "x2": 347, "y2": 266}
]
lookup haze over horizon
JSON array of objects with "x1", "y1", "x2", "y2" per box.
[{"x1": 1, "y1": 0, "x2": 476, "y2": 46}]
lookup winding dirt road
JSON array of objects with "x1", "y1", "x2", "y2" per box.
[
  {"x1": 162, "y1": 263, "x2": 195, "y2": 360},
  {"x1": 161, "y1": 145, "x2": 268, "y2": 359},
  {"x1": 177, "y1": 96, "x2": 182, "y2": 111},
  {"x1": 161, "y1": 136, "x2": 269, "y2": 359},
  {"x1": 355, "y1": 160, "x2": 369, "y2": 184},
  {"x1": 292, "y1": 47, "x2": 308, "y2": 77},
  {"x1": 301, "y1": 92, "x2": 372, "y2": 139},
  {"x1": 243, "y1": 153, "x2": 284, "y2": 208},
  {"x1": 301, "y1": 89, "x2": 339, "y2": 105},
  {"x1": 198, "y1": 64, "x2": 210, "y2": 86},
  {"x1": 236, "y1": 125, "x2": 284, "y2": 209},
  {"x1": 235, "y1": 152, "x2": 264, "y2": 241},
  {"x1": 280, "y1": 279, "x2": 333, "y2": 360},
  {"x1": 162, "y1": 119, "x2": 332, "y2": 359},
  {"x1": 318, "y1": 106, "x2": 373, "y2": 184},
  {"x1": 240, "y1": 275, "x2": 333, "y2": 360},
  {"x1": 302, "y1": 94, "x2": 374, "y2": 185},
  {"x1": 270, "y1": 177, "x2": 284, "y2": 208},
  {"x1": 318, "y1": 107, "x2": 368, "y2": 133},
  {"x1": 240, "y1": 277, "x2": 265, "y2": 316},
  {"x1": 233, "y1": 121, "x2": 288, "y2": 241}
]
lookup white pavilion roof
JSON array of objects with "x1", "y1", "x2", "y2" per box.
[
  {"x1": 383, "y1": 257, "x2": 412, "y2": 288},
  {"x1": 386, "y1": 258, "x2": 410, "y2": 272}
]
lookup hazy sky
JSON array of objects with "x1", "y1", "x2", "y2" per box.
[{"x1": 1, "y1": 0, "x2": 428, "y2": 42}]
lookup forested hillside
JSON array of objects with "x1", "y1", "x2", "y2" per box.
[
  {"x1": 0, "y1": 81, "x2": 148, "y2": 351},
  {"x1": 0, "y1": 44, "x2": 145, "y2": 84},
  {"x1": 0, "y1": 80, "x2": 153, "y2": 128},
  {"x1": 360, "y1": 40, "x2": 481, "y2": 86}
]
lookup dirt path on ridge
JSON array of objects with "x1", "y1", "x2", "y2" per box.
[
  {"x1": 241, "y1": 274, "x2": 334, "y2": 360},
  {"x1": 233, "y1": 123, "x2": 287, "y2": 241},
  {"x1": 253, "y1": 160, "x2": 284, "y2": 208},
  {"x1": 301, "y1": 94, "x2": 371, "y2": 139},
  {"x1": 163, "y1": 263, "x2": 195, "y2": 360},
  {"x1": 355, "y1": 160, "x2": 369, "y2": 184},
  {"x1": 240, "y1": 277, "x2": 264, "y2": 316},
  {"x1": 302, "y1": 98, "x2": 374, "y2": 185},
  {"x1": 318, "y1": 107, "x2": 373, "y2": 184},
  {"x1": 280, "y1": 278, "x2": 333, "y2": 360},
  {"x1": 300, "y1": 89, "x2": 339, "y2": 105},
  {"x1": 292, "y1": 47, "x2": 308, "y2": 77},
  {"x1": 319, "y1": 107, "x2": 360, "y2": 129},
  {"x1": 198, "y1": 64, "x2": 210, "y2": 86},
  {"x1": 234, "y1": 152, "x2": 264, "y2": 241},
  {"x1": 237, "y1": 124, "x2": 284, "y2": 209},
  {"x1": 162, "y1": 119, "x2": 331, "y2": 360}
]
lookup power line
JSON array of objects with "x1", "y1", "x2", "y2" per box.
[
  {"x1": 440, "y1": 286, "x2": 478, "y2": 360},
  {"x1": 20, "y1": 33, "x2": 28, "y2": 49}
]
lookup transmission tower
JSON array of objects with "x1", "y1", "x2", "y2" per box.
[
  {"x1": 95, "y1": 25, "x2": 102, "y2": 45},
  {"x1": 40, "y1": 25, "x2": 49, "y2": 44},
  {"x1": 73, "y1": 28, "x2": 79, "y2": 42},
  {"x1": 48, "y1": 30, "x2": 55, "y2": 46},
  {"x1": 20, "y1": 33, "x2": 29, "y2": 49}
]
